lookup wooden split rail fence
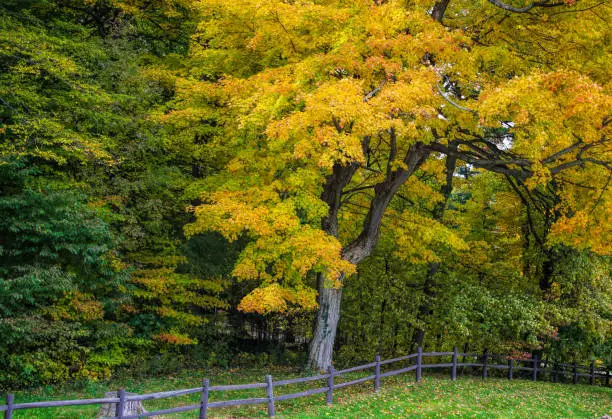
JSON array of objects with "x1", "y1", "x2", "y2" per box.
[{"x1": 2, "y1": 347, "x2": 610, "y2": 418}]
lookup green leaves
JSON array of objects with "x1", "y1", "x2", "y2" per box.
[{"x1": 0, "y1": 156, "x2": 131, "y2": 387}]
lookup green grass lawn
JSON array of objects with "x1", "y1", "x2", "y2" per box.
[{"x1": 8, "y1": 367, "x2": 611, "y2": 418}]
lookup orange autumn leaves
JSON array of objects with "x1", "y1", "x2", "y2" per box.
[{"x1": 479, "y1": 70, "x2": 611, "y2": 253}]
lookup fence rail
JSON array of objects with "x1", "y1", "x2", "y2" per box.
[{"x1": 2, "y1": 349, "x2": 610, "y2": 418}]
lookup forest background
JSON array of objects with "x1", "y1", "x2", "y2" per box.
[{"x1": 0, "y1": 0, "x2": 610, "y2": 390}]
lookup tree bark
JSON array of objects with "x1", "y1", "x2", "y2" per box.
[
  {"x1": 98, "y1": 392, "x2": 146, "y2": 418},
  {"x1": 307, "y1": 273, "x2": 343, "y2": 370},
  {"x1": 432, "y1": 0, "x2": 452, "y2": 22},
  {"x1": 307, "y1": 160, "x2": 360, "y2": 371},
  {"x1": 343, "y1": 144, "x2": 430, "y2": 264},
  {"x1": 307, "y1": 143, "x2": 430, "y2": 370}
]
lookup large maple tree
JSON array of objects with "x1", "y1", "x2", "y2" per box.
[{"x1": 180, "y1": 0, "x2": 611, "y2": 369}]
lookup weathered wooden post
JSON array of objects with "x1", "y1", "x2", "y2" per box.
[
  {"x1": 573, "y1": 362, "x2": 578, "y2": 385},
  {"x1": 99, "y1": 391, "x2": 146, "y2": 418},
  {"x1": 482, "y1": 350, "x2": 488, "y2": 380},
  {"x1": 508, "y1": 359, "x2": 514, "y2": 380},
  {"x1": 589, "y1": 362, "x2": 594, "y2": 385},
  {"x1": 265, "y1": 375, "x2": 275, "y2": 417},
  {"x1": 116, "y1": 388, "x2": 126, "y2": 419},
  {"x1": 607, "y1": 369, "x2": 610, "y2": 387},
  {"x1": 199, "y1": 378, "x2": 209, "y2": 419},
  {"x1": 326, "y1": 366, "x2": 335, "y2": 406},
  {"x1": 416, "y1": 346, "x2": 423, "y2": 383},
  {"x1": 532, "y1": 355, "x2": 538, "y2": 382},
  {"x1": 451, "y1": 347, "x2": 458, "y2": 381},
  {"x1": 553, "y1": 362, "x2": 559, "y2": 383},
  {"x1": 5, "y1": 393, "x2": 14, "y2": 419},
  {"x1": 374, "y1": 355, "x2": 381, "y2": 392}
]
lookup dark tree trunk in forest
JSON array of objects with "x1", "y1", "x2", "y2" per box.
[
  {"x1": 411, "y1": 142, "x2": 457, "y2": 348},
  {"x1": 378, "y1": 296, "x2": 387, "y2": 354},
  {"x1": 307, "y1": 142, "x2": 429, "y2": 370},
  {"x1": 541, "y1": 254, "x2": 553, "y2": 291},
  {"x1": 377, "y1": 256, "x2": 391, "y2": 353},
  {"x1": 432, "y1": 0, "x2": 451, "y2": 22},
  {"x1": 412, "y1": 261, "x2": 440, "y2": 349}
]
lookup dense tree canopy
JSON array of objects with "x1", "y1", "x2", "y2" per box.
[
  {"x1": 0, "y1": 0, "x2": 610, "y2": 387},
  {"x1": 181, "y1": 0, "x2": 610, "y2": 368}
]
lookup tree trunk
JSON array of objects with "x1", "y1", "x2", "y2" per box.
[
  {"x1": 432, "y1": 0, "x2": 451, "y2": 22},
  {"x1": 307, "y1": 143, "x2": 430, "y2": 370},
  {"x1": 307, "y1": 273, "x2": 343, "y2": 370},
  {"x1": 98, "y1": 391, "x2": 146, "y2": 418},
  {"x1": 412, "y1": 261, "x2": 439, "y2": 348}
]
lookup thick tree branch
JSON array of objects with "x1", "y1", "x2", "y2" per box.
[
  {"x1": 435, "y1": 141, "x2": 458, "y2": 219},
  {"x1": 550, "y1": 155, "x2": 612, "y2": 175},
  {"x1": 343, "y1": 143, "x2": 430, "y2": 264},
  {"x1": 487, "y1": 0, "x2": 569, "y2": 13},
  {"x1": 321, "y1": 137, "x2": 371, "y2": 236},
  {"x1": 541, "y1": 140, "x2": 583, "y2": 164},
  {"x1": 363, "y1": 79, "x2": 387, "y2": 102},
  {"x1": 432, "y1": 0, "x2": 452, "y2": 22},
  {"x1": 436, "y1": 84, "x2": 477, "y2": 114},
  {"x1": 426, "y1": 135, "x2": 612, "y2": 185},
  {"x1": 424, "y1": 142, "x2": 532, "y2": 179},
  {"x1": 321, "y1": 162, "x2": 360, "y2": 237}
]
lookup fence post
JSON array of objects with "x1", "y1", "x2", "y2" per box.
[
  {"x1": 482, "y1": 350, "x2": 488, "y2": 380},
  {"x1": 265, "y1": 375, "x2": 275, "y2": 417},
  {"x1": 508, "y1": 359, "x2": 513, "y2": 380},
  {"x1": 451, "y1": 347, "x2": 458, "y2": 381},
  {"x1": 199, "y1": 378, "x2": 209, "y2": 419},
  {"x1": 607, "y1": 369, "x2": 610, "y2": 387},
  {"x1": 326, "y1": 365, "x2": 335, "y2": 406},
  {"x1": 416, "y1": 346, "x2": 423, "y2": 383},
  {"x1": 532, "y1": 355, "x2": 538, "y2": 382},
  {"x1": 116, "y1": 388, "x2": 126, "y2": 419},
  {"x1": 5, "y1": 394, "x2": 14, "y2": 419},
  {"x1": 554, "y1": 362, "x2": 559, "y2": 383},
  {"x1": 573, "y1": 362, "x2": 578, "y2": 385},
  {"x1": 374, "y1": 355, "x2": 381, "y2": 392},
  {"x1": 589, "y1": 362, "x2": 594, "y2": 385}
]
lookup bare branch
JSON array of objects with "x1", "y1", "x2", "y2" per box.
[
  {"x1": 436, "y1": 84, "x2": 477, "y2": 114},
  {"x1": 387, "y1": 127, "x2": 397, "y2": 177},
  {"x1": 505, "y1": 174, "x2": 545, "y2": 246},
  {"x1": 363, "y1": 79, "x2": 387, "y2": 102},
  {"x1": 342, "y1": 184, "x2": 376, "y2": 195},
  {"x1": 273, "y1": 11, "x2": 297, "y2": 53}
]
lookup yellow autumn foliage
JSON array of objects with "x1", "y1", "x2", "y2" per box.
[{"x1": 181, "y1": 0, "x2": 611, "y2": 314}]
